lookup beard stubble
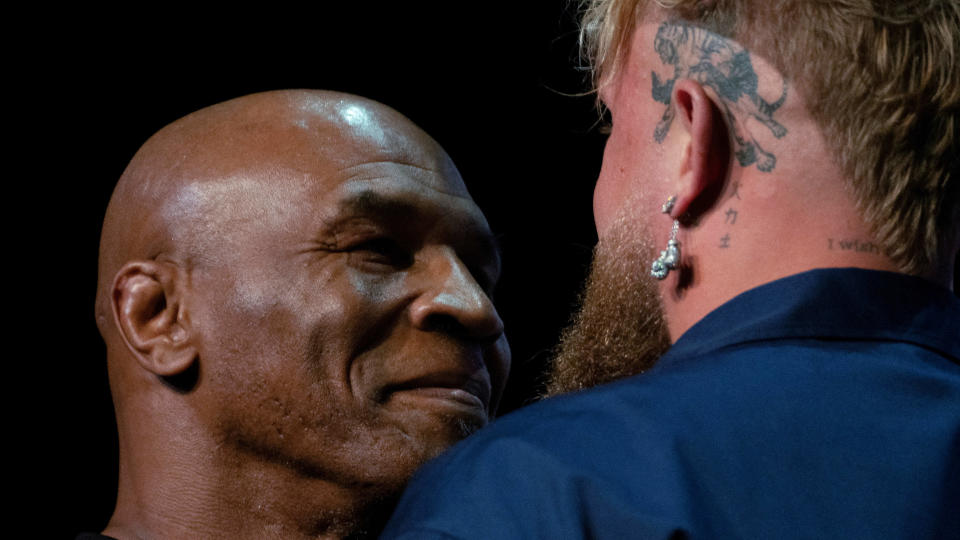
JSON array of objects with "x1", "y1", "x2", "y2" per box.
[{"x1": 544, "y1": 211, "x2": 672, "y2": 397}]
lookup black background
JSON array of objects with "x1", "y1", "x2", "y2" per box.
[
  {"x1": 36, "y1": 3, "x2": 604, "y2": 537},
  {"x1": 26, "y1": 4, "x2": 957, "y2": 537}
]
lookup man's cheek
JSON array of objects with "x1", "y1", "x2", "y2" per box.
[{"x1": 594, "y1": 168, "x2": 623, "y2": 236}]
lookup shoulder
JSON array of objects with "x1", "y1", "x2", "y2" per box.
[
  {"x1": 382, "y1": 271, "x2": 960, "y2": 538},
  {"x1": 381, "y1": 374, "x2": 714, "y2": 538}
]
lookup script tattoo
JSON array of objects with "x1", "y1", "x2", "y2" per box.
[
  {"x1": 724, "y1": 208, "x2": 738, "y2": 224},
  {"x1": 827, "y1": 238, "x2": 882, "y2": 255},
  {"x1": 651, "y1": 21, "x2": 788, "y2": 172}
]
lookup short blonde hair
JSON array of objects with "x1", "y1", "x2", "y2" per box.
[{"x1": 581, "y1": 0, "x2": 960, "y2": 275}]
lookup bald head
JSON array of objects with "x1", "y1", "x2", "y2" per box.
[
  {"x1": 96, "y1": 90, "x2": 462, "y2": 333},
  {"x1": 96, "y1": 90, "x2": 508, "y2": 539}
]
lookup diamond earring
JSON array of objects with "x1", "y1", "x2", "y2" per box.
[{"x1": 650, "y1": 196, "x2": 681, "y2": 280}]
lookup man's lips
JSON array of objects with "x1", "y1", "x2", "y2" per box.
[{"x1": 381, "y1": 372, "x2": 491, "y2": 411}]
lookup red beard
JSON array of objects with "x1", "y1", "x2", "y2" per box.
[{"x1": 545, "y1": 212, "x2": 671, "y2": 396}]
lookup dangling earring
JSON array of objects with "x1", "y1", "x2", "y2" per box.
[{"x1": 650, "y1": 196, "x2": 681, "y2": 280}]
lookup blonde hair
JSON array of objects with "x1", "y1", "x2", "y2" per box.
[{"x1": 581, "y1": 0, "x2": 960, "y2": 275}]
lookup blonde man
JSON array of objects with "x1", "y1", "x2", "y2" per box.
[{"x1": 382, "y1": 1, "x2": 959, "y2": 538}]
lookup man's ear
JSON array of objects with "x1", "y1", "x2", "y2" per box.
[
  {"x1": 669, "y1": 79, "x2": 730, "y2": 221},
  {"x1": 112, "y1": 261, "x2": 197, "y2": 377}
]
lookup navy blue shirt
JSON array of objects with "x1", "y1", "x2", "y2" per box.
[{"x1": 382, "y1": 269, "x2": 960, "y2": 539}]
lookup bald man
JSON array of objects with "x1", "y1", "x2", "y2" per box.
[{"x1": 89, "y1": 90, "x2": 509, "y2": 539}]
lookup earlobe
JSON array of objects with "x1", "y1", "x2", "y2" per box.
[
  {"x1": 668, "y1": 79, "x2": 730, "y2": 221},
  {"x1": 113, "y1": 261, "x2": 197, "y2": 377}
]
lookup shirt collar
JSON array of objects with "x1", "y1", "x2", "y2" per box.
[{"x1": 662, "y1": 268, "x2": 960, "y2": 363}]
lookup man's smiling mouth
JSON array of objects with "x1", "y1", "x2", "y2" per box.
[{"x1": 382, "y1": 372, "x2": 491, "y2": 413}]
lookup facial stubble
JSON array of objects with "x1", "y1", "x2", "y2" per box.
[{"x1": 545, "y1": 212, "x2": 672, "y2": 396}]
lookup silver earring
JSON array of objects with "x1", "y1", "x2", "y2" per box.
[{"x1": 650, "y1": 196, "x2": 681, "y2": 280}]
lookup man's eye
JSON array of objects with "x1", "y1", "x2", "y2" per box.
[{"x1": 350, "y1": 238, "x2": 413, "y2": 268}]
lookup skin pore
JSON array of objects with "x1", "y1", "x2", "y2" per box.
[{"x1": 96, "y1": 90, "x2": 509, "y2": 539}]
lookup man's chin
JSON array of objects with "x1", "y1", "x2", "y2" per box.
[{"x1": 545, "y1": 214, "x2": 671, "y2": 397}]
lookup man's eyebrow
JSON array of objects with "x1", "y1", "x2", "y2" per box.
[{"x1": 339, "y1": 190, "x2": 417, "y2": 219}]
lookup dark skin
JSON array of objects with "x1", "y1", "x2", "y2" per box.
[{"x1": 95, "y1": 90, "x2": 510, "y2": 539}]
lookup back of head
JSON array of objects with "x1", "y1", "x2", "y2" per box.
[{"x1": 581, "y1": 0, "x2": 960, "y2": 277}]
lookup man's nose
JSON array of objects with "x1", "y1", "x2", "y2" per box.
[{"x1": 409, "y1": 248, "x2": 503, "y2": 341}]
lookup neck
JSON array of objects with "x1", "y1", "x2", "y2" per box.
[
  {"x1": 104, "y1": 405, "x2": 388, "y2": 539},
  {"x1": 660, "y1": 165, "x2": 913, "y2": 341}
]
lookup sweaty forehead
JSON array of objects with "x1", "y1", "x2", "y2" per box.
[
  {"x1": 158, "y1": 92, "x2": 464, "y2": 195},
  {"x1": 296, "y1": 98, "x2": 461, "y2": 185}
]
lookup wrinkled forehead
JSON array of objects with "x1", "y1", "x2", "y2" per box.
[{"x1": 160, "y1": 96, "x2": 478, "y2": 240}]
